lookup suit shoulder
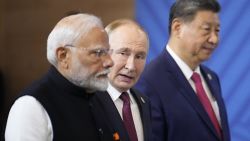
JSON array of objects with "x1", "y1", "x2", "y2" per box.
[
  {"x1": 19, "y1": 75, "x2": 51, "y2": 98},
  {"x1": 142, "y1": 56, "x2": 166, "y2": 79},
  {"x1": 146, "y1": 54, "x2": 165, "y2": 70}
]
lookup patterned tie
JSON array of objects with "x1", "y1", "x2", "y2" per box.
[
  {"x1": 191, "y1": 72, "x2": 222, "y2": 139},
  {"x1": 120, "y1": 92, "x2": 138, "y2": 141}
]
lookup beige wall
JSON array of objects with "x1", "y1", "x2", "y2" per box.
[{"x1": 0, "y1": 0, "x2": 134, "y2": 126}]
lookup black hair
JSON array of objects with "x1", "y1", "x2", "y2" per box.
[{"x1": 168, "y1": 0, "x2": 221, "y2": 34}]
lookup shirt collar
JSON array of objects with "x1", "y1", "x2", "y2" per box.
[
  {"x1": 166, "y1": 45, "x2": 201, "y2": 80},
  {"x1": 107, "y1": 83, "x2": 131, "y2": 102}
]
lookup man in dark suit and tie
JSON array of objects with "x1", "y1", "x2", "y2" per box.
[
  {"x1": 95, "y1": 19, "x2": 152, "y2": 141},
  {"x1": 136, "y1": 0, "x2": 231, "y2": 141}
]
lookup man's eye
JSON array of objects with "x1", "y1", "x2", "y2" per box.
[
  {"x1": 92, "y1": 49, "x2": 110, "y2": 57},
  {"x1": 119, "y1": 51, "x2": 129, "y2": 56},
  {"x1": 94, "y1": 50, "x2": 104, "y2": 57},
  {"x1": 136, "y1": 54, "x2": 146, "y2": 60},
  {"x1": 204, "y1": 27, "x2": 210, "y2": 31}
]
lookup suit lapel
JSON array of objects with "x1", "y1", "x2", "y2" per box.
[
  {"x1": 200, "y1": 67, "x2": 220, "y2": 105},
  {"x1": 130, "y1": 89, "x2": 151, "y2": 141},
  {"x1": 163, "y1": 50, "x2": 220, "y2": 140},
  {"x1": 95, "y1": 91, "x2": 130, "y2": 141},
  {"x1": 201, "y1": 67, "x2": 229, "y2": 140},
  {"x1": 200, "y1": 67, "x2": 223, "y2": 140}
]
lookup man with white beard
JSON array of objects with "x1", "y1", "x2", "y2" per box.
[{"x1": 5, "y1": 13, "x2": 114, "y2": 141}]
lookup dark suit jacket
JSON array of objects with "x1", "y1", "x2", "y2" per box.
[
  {"x1": 135, "y1": 50, "x2": 230, "y2": 141},
  {"x1": 95, "y1": 88, "x2": 152, "y2": 141}
]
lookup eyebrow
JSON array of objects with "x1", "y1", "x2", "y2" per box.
[
  {"x1": 114, "y1": 47, "x2": 130, "y2": 52},
  {"x1": 114, "y1": 47, "x2": 147, "y2": 55},
  {"x1": 202, "y1": 21, "x2": 220, "y2": 27},
  {"x1": 137, "y1": 51, "x2": 147, "y2": 55},
  {"x1": 90, "y1": 44, "x2": 109, "y2": 50}
]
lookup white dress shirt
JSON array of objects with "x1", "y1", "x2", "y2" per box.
[
  {"x1": 107, "y1": 83, "x2": 144, "y2": 141},
  {"x1": 166, "y1": 45, "x2": 221, "y2": 125},
  {"x1": 5, "y1": 95, "x2": 53, "y2": 141}
]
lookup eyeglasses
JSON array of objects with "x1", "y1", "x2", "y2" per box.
[{"x1": 64, "y1": 44, "x2": 113, "y2": 58}]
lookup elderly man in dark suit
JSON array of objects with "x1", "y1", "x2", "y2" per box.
[
  {"x1": 95, "y1": 19, "x2": 152, "y2": 141},
  {"x1": 136, "y1": 0, "x2": 231, "y2": 141}
]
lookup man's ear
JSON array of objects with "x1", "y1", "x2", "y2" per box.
[
  {"x1": 56, "y1": 47, "x2": 71, "y2": 69},
  {"x1": 171, "y1": 18, "x2": 183, "y2": 38}
]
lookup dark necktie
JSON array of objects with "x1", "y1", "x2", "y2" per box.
[
  {"x1": 191, "y1": 72, "x2": 222, "y2": 139},
  {"x1": 120, "y1": 92, "x2": 138, "y2": 141}
]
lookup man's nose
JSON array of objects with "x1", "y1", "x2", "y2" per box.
[
  {"x1": 208, "y1": 31, "x2": 219, "y2": 45},
  {"x1": 125, "y1": 56, "x2": 135, "y2": 71},
  {"x1": 103, "y1": 54, "x2": 114, "y2": 68}
]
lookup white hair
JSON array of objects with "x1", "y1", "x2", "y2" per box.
[{"x1": 47, "y1": 13, "x2": 103, "y2": 66}]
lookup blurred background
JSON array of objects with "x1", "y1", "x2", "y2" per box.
[{"x1": 0, "y1": 0, "x2": 249, "y2": 141}]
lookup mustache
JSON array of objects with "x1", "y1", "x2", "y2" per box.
[
  {"x1": 96, "y1": 69, "x2": 110, "y2": 77},
  {"x1": 121, "y1": 69, "x2": 136, "y2": 77}
]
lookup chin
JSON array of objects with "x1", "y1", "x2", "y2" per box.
[
  {"x1": 199, "y1": 54, "x2": 211, "y2": 60},
  {"x1": 204, "y1": 55, "x2": 211, "y2": 60},
  {"x1": 115, "y1": 85, "x2": 130, "y2": 92},
  {"x1": 122, "y1": 85, "x2": 133, "y2": 91}
]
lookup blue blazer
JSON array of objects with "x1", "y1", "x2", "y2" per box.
[
  {"x1": 95, "y1": 88, "x2": 152, "y2": 141},
  {"x1": 136, "y1": 50, "x2": 230, "y2": 141}
]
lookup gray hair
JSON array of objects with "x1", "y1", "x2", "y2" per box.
[{"x1": 47, "y1": 13, "x2": 103, "y2": 66}]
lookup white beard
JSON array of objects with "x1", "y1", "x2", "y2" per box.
[{"x1": 67, "y1": 55, "x2": 109, "y2": 92}]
